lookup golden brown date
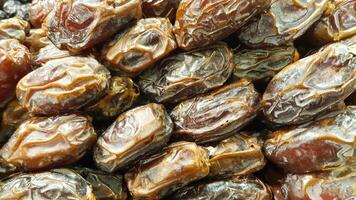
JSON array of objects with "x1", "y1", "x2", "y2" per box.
[
  {"x1": 170, "y1": 79, "x2": 260, "y2": 144},
  {"x1": 33, "y1": 43, "x2": 73, "y2": 64},
  {"x1": 138, "y1": 42, "x2": 233, "y2": 103},
  {"x1": 24, "y1": 28, "x2": 51, "y2": 52},
  {"x1": 0, "y1": 169, "x2": 95, "y2": 200},
  {"x1": 16, "y1": 56, "x2": 110, "y2": 115},
  {"x1": 262, "y1": 38, "x2": 356, "y2": 125},
  {"x1": 84, "y1": 76, "x2": 139, "y2": 120},
  {"x1": 29, "y1": 0, "x2": 56, "y2": 27},
  {"x1": 142, "y1": 0, "x2": 180, "y2": 22},
  {"x1": 94, "y1": 103, "x2": 173, "y2": 173},
  {"x1": 0, "y1": 17, "x2": 30, "y2": 42},
  {"x1": 0, "y1": 114, "x2": 97, "y2": 171},
  {"x1": 264, "y1": 106, "x2": 356, "y2": 173},
  {"x1": 0, "y1": 39, "x2": 32, "y2": 109},
  {"x1": 125, "y1": 141, "x2": 210, "y2": 199},
  {"x1": 173, "y1": 0, "x2": 271, "y2": 50},
  {"x1": 102, "y1": 18, "x2": 177, "y2": 76},
  {"x1": 46, "y1": 0, "x2": 142, "y2": 53},
  {"x1": 238, "y1": 0, "x2": 329, "y2": 48}
]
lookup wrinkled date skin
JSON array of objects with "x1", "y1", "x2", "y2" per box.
[
  {"x1": 173, "y1": 0, "x2": 271, "y2": 50},
  {"x1": 0, "y1": 39, "x2": 32, "y2": 108},
  {"x1": 33, "y1": 43, "x2": 73, "y2": 64},
  {"x1": 0, "y1": 114, "x2": 97, "y2": 171},
  {"x1": 233, "y1": 46, "x2": 299, "y2": 81},
  {"x1": 74, "y1": 167, "x2": 128, "y2": 200},
  {"x1": 0, "y1": 17, "x2": 30, "y2": 42},
  {"x1": 16, "y1": 56, "x2": 110, "y2": 115},
  {"x1": 29, "y1": 0, "x2": 56, "y2": 27},
  {"x1": 262, "y1": 39, "x2": 356, "y2": 125},
  {"x1": 281, "y1": 161, "x2": 356, "y2": 200},
  {"x1": 0, "y1": 169, "x2": 95, "y2": 200},
  {"x1": 94, "y1": 103, "x2": 173, "y2": 173},
  {"x1": 85, "y1": 76, "x2": 140, "y2": 120},
  {"x1": 238, "y1": 0, "x2": 329, "y2": 47},
  {"x1": 125, "y1": 142, "x2": 210, "y2": 199},
  {"x1": 24, "y1": 28, "x2": 51, "y2": 52},
  {"x1": 46, "y1": 0, "x2": 142, "y2": 53},
  {"x1": 170, "y1": 176, "x2": 272, "y2": 200},
  {"x1": 307, "y1": 0, "x2": 356, "y2": 46},
  {"x1": 207, "y1": 133, "x2": 266, "y2": 177},
  {"x1": 142, "y1": 0, "x2": 180, "y2": 22},
  {"x1": 102, "y1": 18, "x2": 177, "y2": 76},
  {"x1": 264, "y1": 106, "x2": 356, "y2": 174},
  {"x1": 170, "y1": 79, "x2": 260, "y2": 144},
  {"x1": 138, "y1": 42, "x2": 233, "y2": 103}
]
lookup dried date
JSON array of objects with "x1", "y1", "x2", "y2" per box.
[
  {"x1": 0, "y1": 17, "x2": 29, "y2": 42},
  {"x1": 142, "y1": 0, "x2": 180, "y2": 22},
  {"x1": 33, "y1": 43, "x2": 73, "y2": 64},
  {"x1": 29, "y1": 0, "x2": 56, "y2": 27},
  {"x1": 24, "y1": 28, "x2": 51, "y2": 52}
]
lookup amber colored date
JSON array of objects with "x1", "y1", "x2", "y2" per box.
[
  {"x1": 125, "y1": 142, "x2": 210, "y2": 199},
  {"x1": 102, "y1": 18, "x2": 177, "y2": 76},
  {"x1": 0, "y1": 114, "x2": 97, "y2": 171},
  {"x1": 262, "y1": 38, "x2": 356, "y2": 125},
  {"x1": 0, "y1": 17, "x2": 30, "y2": 42},
  {"x1": 29, "y1": 0, "x2": 56, "y2": 27},
  {"x1": 264, "y1": 106, "x2": 356, "y2": 173},
  {"x1": 33, "y1": 43, "x2": 73, "y2": 65},
  {"x1": 142, "y1": 0, "x2": 180, "y2": 22},
  {"x1": 16, "y1": 56, "x2": 110, "y2": 115},
  {"x1": 46, "y1": 0, "x2": 142, "y2": 53},
  {"x1": 170, "y1": 79, "x2": 260, "y2": 144},
  {"x1": 173, "y1": 0, "x2": 270, "y2": 50},
  {"x1": 238, "y1": 0, "x2": 329, "y2": 48},
  {"x1": 94, "y1": 103, "x2": 173, "y2": 173},
  {"x1": 0, "y1": 169, "x2": 95, "y2": 200},
  {"x1": 138, "y1": 42, "x2": 233, "y2": 103},
  {"x1": 24, "y1": 28, "x2": 51, "y2": 52}
]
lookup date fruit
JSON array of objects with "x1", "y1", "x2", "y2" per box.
[
  {"x1": 94, "y1": 103, "x2": 173, "y2": 172},
  {"x1": 24, "y1": 28, "x2": 51, "y2": 52},
  {"x1": 33, "y1": 43, "x2": 73, "y2": 64},
  {"x1": 0, "y1": 17, "x2": 29, "y2": 42},
  {"x1": 102, "y1": 18, "x2": 177, "y2": 76},
  {"x1": 138, "y1": 42, "x2": 233, "y2": 103},
  {"x1": 29, "y1": 0, "x2": 56, "y2": 27},
  {"x1": 0, "y1": 114, "x2": 97, "y2": 171},
  {"x1": 170, "y1": 79, "x2": 260, "y2": 144},
  {"x1": 264, "y1": 106, "x2": 356, "y2": 173},
  {"x1": 125, "y1": 141, "x2": 210, "y2": 199},
  {"x1": 16, "y1": 56, "x2": 110, "y2": 115},
  {"x1": 173, "y1": 0, "x2": 271, "y2": 50},
  {"x1": 46, "y1": 0, "x2": 142, "y2": 53},
  {"x1": 142, "y1": 0, "x2": 180, "y2": 22}
]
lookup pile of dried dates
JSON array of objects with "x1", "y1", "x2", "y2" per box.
[{"x1": 0, "y1": 0, "x2": 355, "y2": 199}]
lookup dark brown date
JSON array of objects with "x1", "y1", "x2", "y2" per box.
[
  {"x1": 102, "y1": 18, "x2": 177, "y2": 76},
  {"x1": 0, "y1": 114, "x2": 97, "y2": 171},
  {"x1": 0, "y1": 169, "x2": 95, "y2": 199},
  {"x1": 138, "y1": 42, "x2": 233, "y2": 103},
  {"x1": 170, "y1": 176, "x2": 272, "y2": 200},
  {"x1": 46, "y1": 0, "x2": 142, "y2": 53},
  {"x1": 264, "y1": 106, "x2": 356, "y2": 173},
  {"x1": 84, "y1": 76, "x2": 139, "y2": 120},
  {"x1": 173, "y1": 0, "x2": 270, "y2": 50},
  {"x1": 170, "y1": 79, "x2": 260, "y2": 144},
  {"x1": 125, "y1": 141, "x2": 210, "y2": 199},
  {"x1": 0, "y1": 39, "x2": 32, "y2": 108},
  {"x1": 262, "y1": 38, "x2": 356, "y2": 125},
  {"x1": 16, "y1": 56, "x2": 110, "y2": 115},
  {"x1": 94, "y1": 103, "x2": 173, "y2": 173},
  {"x1": 142, "y1": 0, "x2": 180, "y2": 22},
  {"x1": 233, "y1": 46, "x2": 299, "y2": 81},
  {"x1": 24, "y1": 28, "x2": 51, "y2": 52},
  {"x1": 0, "y1": 17, "x2": 30, "y2": 42},
  {"x1": 29, "y1": 0, "x2": 56, "y2": 27},
  {"x1": 33, "y1": 43, "x2": 73, "y2": 64},
  {"x1": 238, "y1": 0, "x2": 329, "y2": 48}
]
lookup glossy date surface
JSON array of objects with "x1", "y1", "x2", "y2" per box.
[
  {"x1": 29, "y1": 0, "x2": 56, "y2": 27},
  {"x1": 0, "y1": 17, "x2": 29, "y2": 42},
  {"x1": 33, "y1": 43, "x2": 73, "y2": 64},
  {"x1": 24, "y1": 28, "x2": 51, "y2": 52},
  {"x1": 142, "y1": 0, "x2": 180, "y2": 22}
]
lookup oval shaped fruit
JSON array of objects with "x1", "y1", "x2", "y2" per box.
[
  {"x1": 16, "y1": 56, "x2": 110, "y2": 115},
  {"x1": 94, "y1": 103, "x2": 173, "y2": 173},
  {"x1": 33, "y1": 43, "x2": 73, "y2": 64},
  {"x1": 138, "y1": 42, "x2": 233, "y2": 103},
  {"x1": 170, "y1": 79, "x2": 260, "y2": 144},
  {"x1": 125, "y1": 141, "x2": 210, "y2": 199},
  {"x1": 142, "y1": 0, "x2": 180, "y2": 22},
  {"x1": 0, "y1": 17, "x2": 30, "y2": 42},
  {"x1": 0, "y1": 114, "x2": 97, "y2": 171},
  {"x1": 29, "y1": 0, "x2": 56, "y2": 27},
  {"x1": 102, "y1": 18, "x2": 177, "y2": 76},
  {"x1": 24, "y1": 28, "x2": 51, "y2": 52}
]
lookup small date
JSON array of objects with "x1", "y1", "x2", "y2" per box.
[
  {"x1": 142, "y1": 0, "x2": 180, "y2": 22},
  {"x1": 29, "y1": 0, "x2": 56, "y2": 27},
  {"x1": 0, "y1": 17, "x2": 30, "y2": 42}
]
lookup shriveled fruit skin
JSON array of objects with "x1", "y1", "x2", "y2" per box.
[
  {"x1": 0, "y1": 169, "x2": 95, "y2": 200},
  {"x1": 239, "y1": 0, "x2": 329, "y2": 48},
  {"x1": 0, "y1": 17, "x2": 30, "y2": 42},
  {"x1": 102, "y1": 18, "x2": 177, "y2": 76},
  {"x1": 46, "y1": 0, "x2": 142, "y2": 53},
  {"x1": 0, "y1": 39, "x2": 32, "y2": 109},
  {"x1": 262, "y1": 38, "x2": 356, "y2": 125},
  {"x1": 170, "y1": 79, "x2": 260, "y2": 144},
  {"x1": 33, "y1": 43, "x2": 73, "y2": 64},
  {"x1": 125, "y1": 142, "x2": 210, "y2": 199},
  {"x1": 142, "y1": 0, "x2": 180, "y2": 22},
  {"x1": 173, "y1": 0, "x2": 271, "y2": 50},
  {"x1": 16, "y1": 56, "x2": 110, "y2": 115},
  {"x1": 0, "y1": 114, "x2": 97, "y2": 171},
  {"x1": 138, "y1": 42, "x2": 234, "y2": 103},
  {"x1": 264, "y1": 106, "x2": 356, "y2": 174},
  {"x1": 24, "y1": 28, "x2": 51, "y2": 52},
  {"x1": 29, "y1": 0, "x2": 56, "y2": 27},
  {"x1": 94, "y1": 103, "x2": 173, "y2": 173}
]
